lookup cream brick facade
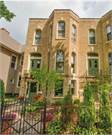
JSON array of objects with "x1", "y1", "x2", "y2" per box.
[{"x1": 20, "y1": 9, "x2": 112, "y2": 102}]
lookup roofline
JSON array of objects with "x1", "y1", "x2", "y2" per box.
[
  {"x1": 101, "y1": 10, "x2": 112, "y2": 18},
  {"x1": 0, "y1": 43, "x2": 24, "y2": 54},
  {"x1": 29, "y1": 18, "x2": 48, "y2": 20}
]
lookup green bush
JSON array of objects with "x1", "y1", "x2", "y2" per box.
[
  {"x1": 74, "y1": 98, "x2": 80, "y2": 105},
  {"x1": 37, "y1": 100, "x2": 45, "y2": 106},
  {"x1": 0, "y1": 79, "x2": 5, "y2": 99},
  {"x1": 46, "y1": 99, "x2": 51, "y2": 106},
  {"x1": 54, "y1": 99, "x2": 62, "y2": 106},
  {"x1": 61, "y1": 86, "x2": 73, "y2": 126},
  {"x1": 99, "y1": 90, "x2": 111, "y2": 128},
  {"x1": 79, "y1": 82, "x2": 95, "y2": 128}
]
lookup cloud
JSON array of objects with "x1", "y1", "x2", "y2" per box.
[{"x1": 0, "y1": 0, "x2": 111, "y2": 44}]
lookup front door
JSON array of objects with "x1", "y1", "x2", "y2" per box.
[
  {"x1": 29, "y1": 82, "x2": 37, "y2": 101},
  {"x1": 88, "y1": 59, "x2": 99, "y2": 76},
  {"x1": 30, "y1": 59, "x2": 41, "y2": 70}
]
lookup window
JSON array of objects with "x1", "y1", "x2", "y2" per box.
[
  {"x1": 72, "y1": 25, "x2": 76, "y2": 41},
  {"x1": 30, "y1": 53, "x2": 41, "y2": 70},
  {"x1": 89, "y1": 29, "x2": 95, "y2": 44},
  {"x1": 58, "y1": 22, "x2": 65, "y2": 38},
  {"x1": 55, "y1": 80, "x2": 63, "y2": 97},
  {"x1": 56, "y1": 51, "x2": 64, "y2": 72},
  {"x1": 10, "y1": 79, "x2": 14, "y2": 83},
  {"x1": 71, "y1": 81, "x2": 75, "y2": 95},
  {"x1": 20, "y1": 55, "x2": 23, "y2": 66},
  {"x1": 17, "y1": 73, "x2": 21, "y2": 87},
  {"x1": 71, "y1": 53, "x2": 75, "y2": 73},
  {"x1": 50, "y1": 26, "x2": 52, "y2": 41},
  {"x1": 34, "y1": 30, "x2": 41, "y2": 44},
  {"x1": 107, "y1": 25, "x2": 111, "y2": 41},
  {"x1": 87, "y1": 53, "x2": 98, "y2": 57},
  {"x1": 10, "y1": 55, "x2": 17, "y2": 69}
]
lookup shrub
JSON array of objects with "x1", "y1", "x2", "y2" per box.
[
  {"x1": 34, "y1": 94, "x2": 40, "y2": 100},
  {"x1": 54, "y1": 99, "x2": 62, "y2": 106},
  {"x1": 0, "y1": 79, "x2": 5, "y2": 98},
  {"x1": 37, "y1": 100, "x2": 44, "y2": 106},
  {"x1": 79, "y1": 82, "x2": 95, "y2": 128},
  {"x1": 61, "y1": 86, "x2": 73, "y2": 125},
  {"x1": 99, "y1": 90, "x2": 111, "y2": 128},
  {"x1": 41, "y1": 113, "x2": 54, "y2": 122},
  {"x1": 46, "y1": 99, "x2": 51, "y2": 106},
  {"x1": 74, "y1": 98, "x2": 80, "y2": 105}
]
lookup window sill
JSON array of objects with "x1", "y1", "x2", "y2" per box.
[
  {"x1": 106, "y1": 40, "x2": 112, "y2": 44},
  {"x1": 56, "y1": 38, "x2": 66, "y2": 40},
  {"x1": 71, "y1": 39, "x2": 77, "y2": 43},
  {"x1": 88, "y1": 44, "x2": 97, "y2": 46},
  {"x1": 10, "y1": 68, "x2": 17, "y2": 70}
]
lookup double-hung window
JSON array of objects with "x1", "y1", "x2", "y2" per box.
[
  {"x1": 35, "y1": 30, "x2": 41, "y2": 44},
  {"x1": 10, "y1": 55, "x2": 17, "y2": 69},
  {"x1": 89, "y1": 29, "x2": 95, "y2": 44},
  {"x1": 72, "y1": 25, "x2": 76, "y2": 41},
  {"x1": 58, "y1": 22, "x2": 65, "y2": 38}
]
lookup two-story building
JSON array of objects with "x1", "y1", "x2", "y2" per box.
[{"x1": 19, "y1": 9, "x2": 112, "y2": 102}]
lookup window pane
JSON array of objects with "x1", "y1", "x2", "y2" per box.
[
  {"x1": 35, "y1": 30, "x2": 41, "y2": 37},
  {"x1": 90, "y1": 37, "x2": 95, "y2": 44},
  {"x1": 31, "y1": 53, "x2": 41, "y2": 57},
  {"x1": 56, "y1": 62, "x2": 64, "y2": 72},
  {"x1": 58, "y1": 31, "x2": 65, "y2": 37},
  {"x1": 107, "y1": 25, "x2": 111, "y2": 33},
  {"x1": 87, "y1": 53, "x2": 98, "y2": 57},
  {"x1": 109, "y1": 53, "x2": 112, "y2": 66},
  {"x1": 72, "y1": 25, "x2": 75, "y2": 34},
  {"x1": 11, "y1": 62, "x2": 15, "y2": 69},
  {"x1": 71, "y1": 81, "x2": 75, "y2": 95},
  {"x1": 31, "y1": 60, "x2": 34, "y2": 68},
  {"x1": 12, "y1": 56, "x2": 16, "y2": 62},
  {"x1": 35, "y1": 38, "x2": 41, "y2": 44},
  {"x1": 58, "y1": 22, "x2": 65, "y2": 30},
  {"x1": 18, "y1": 75, "x2": 21, "y2": 87},
  {"x1": 89, "y1": 30, "x2": 95, "y2": 37},
  {"x1": 30, "y1": 83, "x2": 36, "y2": 92},
  {"x1": 37, "y1": 60, "x2": 41, "y2": 68},
  {"x1": 56, "y1": 51, "x2": 64, "y2": 62},
  {"x1": 107, "y1": 33, "x2": 111, "y2": 41},
  {"x1": 95, "y1": 60, "x2": 97, "y2": 67}
]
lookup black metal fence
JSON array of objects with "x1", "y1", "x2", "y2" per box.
[{"x1": 1, "y1": 98, "x2": 46, "y2": 134}]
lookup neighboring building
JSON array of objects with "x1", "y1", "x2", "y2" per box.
[
  {"x1": 18, "y1": 9, "x2": 111, "y2": 102},
  {"x1": 0, "y1": 28, "x2": 25, "y2": 96}
]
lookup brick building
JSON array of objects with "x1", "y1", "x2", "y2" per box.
[{"x1": 20, "y1": 9, "x2": 112, "y2": 102}]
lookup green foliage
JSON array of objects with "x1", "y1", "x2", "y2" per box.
[
  {"x1": 5, "y1": 98, "x2": 18, "y2": 102},
  {"x1": 0, "y1": 79, "x2": 5, "y2": 98},
  {"x1": 36, "y1": 100, "x2": 44, "y2": 106},
  {"x1": 0, "y1": 1, "x2": 16, "y2": 22},
  {"x1": 46, "y1": 99, "x2": 51, "y2": 106},
  {"x1": 74, "y1": 98, "x2": 80, "y2": 105},
  {"x1": 54, "y1": 99, "x2": 63, "y2": 106},
  {"x1": 61, "y1": 86, "x2": 73, "y2": 125},
  {"x1": 99, "y1": 90, "x2": 111, "y2": 128},
  {"x1": 30, "y1": 63, "x2": 62, "y2": 98},
  {"x1": 79, "y1": 82, "x2": 95, "y2": 128}
]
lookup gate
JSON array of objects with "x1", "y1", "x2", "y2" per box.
[{"x1": 1, "y1": 98, "x2": 44, "y2": 134}]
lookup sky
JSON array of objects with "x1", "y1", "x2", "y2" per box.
[{"x1": 0, "y1": 0, "x2": 112, "y2": 45}]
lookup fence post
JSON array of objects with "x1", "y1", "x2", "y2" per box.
[{"x1": 43, "y1": 97, "x2": 46, "y2": 134}]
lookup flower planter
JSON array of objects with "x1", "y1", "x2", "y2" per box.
[{"x1": 2, "y1": 120, "x2": 14, "y2": 134}]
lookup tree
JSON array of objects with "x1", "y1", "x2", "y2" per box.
[
  {"x1": 99, "y1": 90, "x2": 111, "y2": 129},
  {"x1": 0, "y1": 79, "x2": 5, "y2": 99},
  {"x1": 30, "y1": 63, "x2": 63, "y2": 98},
  {"x1": 79, "y1": 82, "x2": 95, "y2": 128},
  {"x1": 0, "y1": 1, "x2": 16, "y2": 22}
]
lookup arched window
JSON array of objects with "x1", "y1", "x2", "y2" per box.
[
  {"x1": 89, "y1": 29, "x2": 95, "y2": 44},
  {"x1": 72, "y1": 25, "x2": 76, "y2": 41},
  {"x1": 56, "y1": 51, "x2": 64, "y2": 72},
  {"x1": 34, "y1": 30, "x2": 41, "y2": 44},
  {"x1": 58, "y1": 22, "x2": 65, "y2": 38},
  {"x1": 30, "y1": 53, "x2": 41, "y2": 70},
  {"x1": 71, "y1": 53, "x2": 75, "y2": 73},
  {"x1": 107, "y1": 25, "x2": 111, "y2": 41}
]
